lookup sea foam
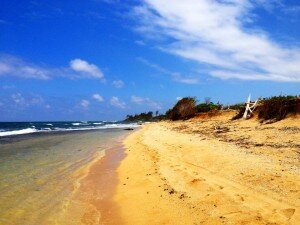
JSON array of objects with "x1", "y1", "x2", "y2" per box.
[{"x1": 0, "y1": 128, "x2": 38, "y2": 137}]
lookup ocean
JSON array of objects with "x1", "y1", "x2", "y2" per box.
[
  {"x1": 0, "y1": 121, "x2": 139, "y2": 137},
  {"x1": 0, "y1": 122, "x2": 137, "y2": 225}
]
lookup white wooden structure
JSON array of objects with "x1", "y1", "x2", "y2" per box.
[{"x1": 243, "y1": 94, "x2": 259, "y2": 119}]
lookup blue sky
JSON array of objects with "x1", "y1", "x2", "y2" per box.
[{"x1": 0, "y1": 0, "x2": 299, "y2": 121}]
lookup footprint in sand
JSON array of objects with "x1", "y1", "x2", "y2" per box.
[
  {"x1": 190, "y1": 178, "x2": 202, "y2": 184},
  {"x1": 281, "y1": 208, "x2": 295, "y2": 220},
  {"x1": 235, "y1": 194, "x2": 245, "y2": 202}
]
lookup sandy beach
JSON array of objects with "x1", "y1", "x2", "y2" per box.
[{"x1": 114, "y1": 111, "x2": 300, "y2": 225}]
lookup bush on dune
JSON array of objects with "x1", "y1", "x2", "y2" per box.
[
  {"x1": 163, "y1": 95, "x2": 300, "y2": 122},
  {"x1": 258, "y1": 96, "x2": 300, "y2": 121},
  {"x1": 231, "y1": 95, "x2": 300, "y2": 121},
  {"x1": 228, "y1": 103, "x2": 245, "y2": 111},
  {"x1": 196, "y1": 102, "x2": 222, "y2": 113},
  {"x1": 167, "y1": 97, "x2": 197, "y2": 120}
]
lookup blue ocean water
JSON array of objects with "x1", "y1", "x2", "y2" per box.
[{"x1": 0, "y1": 121, "x2": 139, "y2": 137}]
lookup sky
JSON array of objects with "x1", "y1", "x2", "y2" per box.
[{"x1": 0, "y1": 0, "x2": 300, "y2": 121}]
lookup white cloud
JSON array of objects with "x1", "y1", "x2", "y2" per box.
[
  {"x1": 110, "y1": 96, "x2": 126, "y2": 109},
  {"x1": 10, "y1": 93, "x2": 44, "y2": 106},
  {"x1": 112, "y1": 80, "x2": 124, "y2": 88},
  {"x1": 30, "y1": 96, "x2": 44, "y2": 105},
  {"x1": 92, "y1": 93, "x2": 104, "y2": 102},
  {"x1": 134, "y1": 0, "x2": 300, "y2": 82},
  {"x1": 70, "y1": 59, "x2": 104, "y2": 79},
  {"x1": 0, "y1": 55, "x2": 50, "y2": 80},
  {"x1": 11, "y1": 93, "x2": 25, "y2": 104},
  {"x1": 80, "y1": 99, "x2": 90, "y2": 108},
  {"x1": 176, "y1": 97, "x2": 182, "y2": 101},
  {"x1": 131, "y1": 95, "x2": 162, "y2": 109},
  {"x1": 137, "y1": 57, "x2": 200, "y2": 84},
  {"x1": 131, "y1": 95, "x2": 145, "y2": 104},
  {"x1": 0, "y1": 54, "x2": 105, "y2": 80},
  {"x1": 135, "y1": 40, "x2": 146, "y2": 45}
]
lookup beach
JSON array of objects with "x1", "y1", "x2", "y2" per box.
[
  {"x1": 1, "y1": 113, "x2": 299, "y2": 225},
  {"x1": 115, "y1": 112, "x2": 300, "y2": 224}
]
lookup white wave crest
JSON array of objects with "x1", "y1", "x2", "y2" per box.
[
  {"x1": 93, "y1": 122, "x2": 103, "y2": 125},
  {"x1": 0, "y1": 123, "x2": 140, "y2": 137},
  {"x1": 0, "y1": 128, "x2": 38, "y2": 137}
]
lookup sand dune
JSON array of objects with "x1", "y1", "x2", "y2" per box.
[{"x1": 115, "y1": 112, "x2": 300, "y2": 224}]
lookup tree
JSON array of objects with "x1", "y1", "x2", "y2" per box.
[{"x1": 167, "y1": 97, "x2": 197, "y2": 120}]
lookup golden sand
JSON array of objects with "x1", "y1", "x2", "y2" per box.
[{"x1": 114, "y1": 112, "x2": 300, "y2": 224}]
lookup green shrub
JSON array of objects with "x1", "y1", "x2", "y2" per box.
[
  {"x1": 167, "y1": 97, "x2": 197, "y2": 120},
  {"x1": 196, "y1": 103, "x2": 221, "y2": 113},
  {"x1": 258, "y1": 96, "x2": 300, "y2": 121},
  {"x1": 229, "y1": 103, "x2": 245, "y2": 110},
  {"x1": 125, "y1": 111, "x2": 153, "y2": 122}
]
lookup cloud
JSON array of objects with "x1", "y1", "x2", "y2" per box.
[
  {"x1": 80, "y1": 99, "x2": 90, "y2": 108},
  {"x1": 133, "y1": 0, "x2": 300, "y2": 82},
  {"x1": 131, "y1": 95, "x2": 145, "y2": 104},
  {"x1": 254, "y1": 0, "x2": 283, "y2": 12},
  {"x1": 131, "y1": 95, "x2": 162, "y2": 109},
  {"x1": 135, "y1": 40, "x2": 146, "y2": 46},
  {"x1": 0, "y1": 54, "x2": 105, "y2": 80},
  {"x1": 11, "y1": 93, "x2": 25, "y2": 104},
  {"x1": 30, "y1": 96, "x2": 44, "y2": 105},
  {"x1": 176, "y1": 97, "x2": 182, "y2": 101},
  {"x1": 10, "y1": 93, "x2": 44, "y2": 106},
  {"x1": 92, "y1": 93, "x2": 104, "y2": 102},
  {"x1": 137, "y1": 57, "x2": 200, "y2": 84},
  {"x1": 110, "y1": 96, "x2": 126, "y2": 108},
  {"x1": 112, "y1": 80, "x2": 124, "y2": 88},
  {"x1": 283, "y1": 5, "x2": 300, "y2": 15},
  {"x1": 0, "y1": 55, "x2": 51, "y2": 80},
  {"x1": 70, "y1": 59, "x2": 104, "y2": 79}
]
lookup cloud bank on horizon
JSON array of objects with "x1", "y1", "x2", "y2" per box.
[{"x1": 134, "y1": 0, "x2": 300, "y2": 82}]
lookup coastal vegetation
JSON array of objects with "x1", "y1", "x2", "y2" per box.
[
  {"x1": 258, "y1": 95, "x2": 300, "y2": 121},
  {"x1": 231, "y1": 95, "x2": 300, "y2": 122},
  {"x1": 166, "y1": 97, "x2": 197, "y2": 120},
  {"x1": 125, "y1": 111, "x2": 166, "y2": 122},
  {"x1": 125, "y1": 95, "x2": 300, "y2": 123}
]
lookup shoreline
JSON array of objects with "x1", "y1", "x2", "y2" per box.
[
  {"x1": 114, "y1": 113, "x2": 300, "y2": 224},
  {"x1": 0, "y1": 128, "x2": 135, "y2": 144},
  {"x1": 60, "y1": 132, "x2": 129, "y2": 225},
  {"x1": 0, "y1": 128, "x2": 131, "y2": 225}
]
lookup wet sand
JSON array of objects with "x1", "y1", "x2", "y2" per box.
[
  {"x1": 68, "y1": 145, "x2": 125, "y2": 225},
  {"x1": 115, "y1": 112, "x2": 300, "y2": 224},
  {"x1": 0, "y1": 129, "x2": 131, "y2": 225}
]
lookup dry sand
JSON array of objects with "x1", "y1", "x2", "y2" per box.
[{"x1": 114, "y1": 111, "x2": 300, "y2": 225}]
